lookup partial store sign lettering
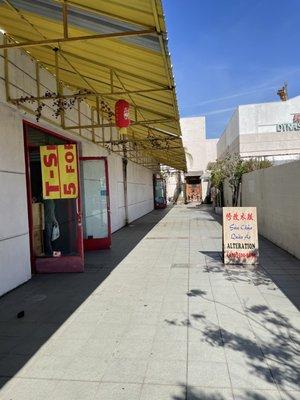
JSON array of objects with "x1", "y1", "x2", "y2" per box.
[
  {"x1": 40, "y1": 145, "x2": 61, "y2": 199},
  {"x1": 223, "y1": 207, "x2": 258, "y2": 265},
  {"x1": 58, "y1": 144, "x2": 78, "y2": 199},
  {"x1": 40, "y1": 144, "x2": 78, "y2": 199},
  {"x1": 276, "y1": 112, "x2": 300, "y2": 132}
]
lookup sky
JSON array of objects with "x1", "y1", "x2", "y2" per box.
[{"x1": 163, "y1": 0, "x2": 300, "y2": 138}]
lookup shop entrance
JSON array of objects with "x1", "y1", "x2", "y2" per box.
[
  {"x1": 153, "y1": 176, "x2": 167, "y2": 209},
  {"x1": 24, "y1": 122, "x2": 84, "y2": 273},
  {"x1": 80, "y1": 157, "x2": 111, "y2": 250},
  {"x1": 186, "y1": 176, "x2": 202, "y2": 203}
]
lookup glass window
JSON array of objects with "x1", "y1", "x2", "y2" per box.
[
  {"x1": 81, "y1": 159, "x2": 109, "y2": 239},
  {"x1": 155, "y1": 180, "x2": 165, "y2": 204}
]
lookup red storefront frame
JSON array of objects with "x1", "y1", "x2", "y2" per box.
[
  {"x1": 23, "y1": 121, "x2": 84, "y2": 274},
  {"x1": 80, "y1": 157, "x2": 112, "y2": 250}
]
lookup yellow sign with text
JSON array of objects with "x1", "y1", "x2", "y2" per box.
[
  {"x1": 58, "y1": 144, "x2": 78, "y2": 199},
  {"x1": 40, "y1": 144, "x2": 78, "y2": 199},
  {"x1": 40, "y1": 145, "x2": 61, "y2": 199}
]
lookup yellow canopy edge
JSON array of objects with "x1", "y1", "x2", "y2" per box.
[{"x1": 0, "y1": 0, "x2": 186, "y2": 170}]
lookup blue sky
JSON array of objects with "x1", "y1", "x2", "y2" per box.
[{"x1": 163, "y1": 0, "x2": 300, "y2": 138}]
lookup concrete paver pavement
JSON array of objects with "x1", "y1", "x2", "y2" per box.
[{"x1": 0, "y1": 205, "x2": 299, "y2": 400}]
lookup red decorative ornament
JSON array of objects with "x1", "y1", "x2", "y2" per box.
[{"x1": 115, "y1": 100, "x2": 130, "y2": 130}]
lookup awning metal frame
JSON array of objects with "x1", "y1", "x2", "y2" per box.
[{"x1": 0, "y1": 0, "x2": 186, "y2": 170}]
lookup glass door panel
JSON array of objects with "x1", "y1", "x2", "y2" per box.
[{"x1": 81, "y1": 158, "x2": 111, "y2": 250}]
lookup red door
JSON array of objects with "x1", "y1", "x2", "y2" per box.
[
  {"x1": 24, "y1": 121, "x2": 84, "y2": 273},
  {"x1": 80, "y1": 157, "x2": 112, "y2": 250}
]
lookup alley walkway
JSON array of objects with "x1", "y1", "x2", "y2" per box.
[{"x1": 0, "y1": 205, "x2": 300, "y2": 400}]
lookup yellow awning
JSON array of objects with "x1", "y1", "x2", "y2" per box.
[{"x1": 0, "y1": 0, "x2": 186, "y2": 170}]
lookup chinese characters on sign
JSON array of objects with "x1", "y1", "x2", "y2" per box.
[
  {"x1": 40, "y1": 144, "x2": 78, "y2": 199},
  {"x1": 223, "y1": 207, "x2": 258, "y2": 265}
]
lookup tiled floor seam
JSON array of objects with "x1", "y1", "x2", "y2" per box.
[
  {"x1": 230, "y1": 269, "x2": 283, "y2": 400},
  {"x1": 97, "y1": 220, "x2": 165, "y2": 397},
  {"x1": 186, "y1": 217, "x2": 191, "y2": 400},
  {"x1": 207, "y1": 259, "x2": 236, "y2": 400},
  {"x1": 136, "y1": 222, "x2": 181, "y2": 400}
]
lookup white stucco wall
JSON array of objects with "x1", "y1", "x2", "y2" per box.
[
  {"x1": 239, "y1": 95, "x2": 300, "y2": 135},
  {"x1": 0, "y1": 104, "x2": 31, "y2": 296},
  {"x1": 181, "y1": 117, "x2": 206, "y2": 172},
  {"x1": 242, "y1": 161, "x2": 300, "y2": 259},
  {"x1": 127, "y1": 162, "x2": 154, "y2": 224},
  {"x1": 217, "y1": 109, "x2": 240, "y2": 159},
  {"x1": 181, "y1": 116, "x2": 218, "y2": 172},
  {"x1": 165, "y1": 171, "x2": 179, "y2": 201},
  {"x1": 0, "y1": 100, "x2": 154, "y2": 296},
  {"x1": 205, "y1": 137, "x2": 218, "y2": 166},
  {"x1": 217, "y1": 96, "x2": 300, "y2": 161},
  {"x1": 0, "y1": 35, "x2": 154, "y2": 296}
]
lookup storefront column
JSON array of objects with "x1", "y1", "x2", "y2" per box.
[{"x1": 122, "y1": 157, "x2": 129, "y2": 226}]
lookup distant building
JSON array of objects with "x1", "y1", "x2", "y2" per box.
[
  {"x1": 180, "y1": 117, "x2": 218, "y2": 202},
  {"x1": 217, "y1": 95, "x2": 300, "y2": 164}
]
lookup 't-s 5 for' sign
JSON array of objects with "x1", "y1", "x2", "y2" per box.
[{"x1": 40, "y1": 144, "x2": 78, "y2": 199}]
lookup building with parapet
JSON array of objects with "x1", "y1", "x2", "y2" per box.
[
  {"x1": 180, "y1": 116, "x2": 218, "y2": 202},
  {"x1": 217, "y1": 95, "x2": 300, "y2": 164}
]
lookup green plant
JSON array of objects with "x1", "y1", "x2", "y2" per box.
[{"x1": 208, "y1": 154, "x2": 272, "y2": 207}]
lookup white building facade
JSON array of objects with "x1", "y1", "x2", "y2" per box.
[
  {"x1": 181, "y1": 117, "x2": 218, "y2": 173},
  {"x1": 0, "y1": 38, "x2": 155, "y2": 296},
  {"x1": 180, "y1": 117, "x2": 218, "y2": 202},
  {"x1": 217, "y1": 95, "x2": 300, "y2": 164}
]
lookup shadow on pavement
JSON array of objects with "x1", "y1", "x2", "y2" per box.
[
  {"x1": 0, "y1": 207, "x2": 171, "y2": 389},
  {"x1": 165, "y1": 272, "x2": 300, "y2": 399},
  {"x1": 193, "y1": 204, "x2": 300, "y2": 310},
  {"x1": 171, "y1": 384, "x2": 284, "y2": 400},
  {"x1": 165, "y1": 205, "x2": 300, "y2": 400},
  {"x1": 172, "y1": 384, "x2": 228, "y2": 399}
]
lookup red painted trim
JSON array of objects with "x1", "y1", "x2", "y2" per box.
[
  {"x1": 155, "y1": 202, "x2": 167, "y2": 209},
  {"x1": 23, "y1": 125, "x2": 35, "y2": 274},
  {"x1": 36, "y1": 256, "x2": 84, "y2": 273},
  {"x1": 23, "y1": 120, "x2": 84, "y2": 273},
  {"x1": 23, "y1": 120, "x2": 75, "y2": 144},
  {"x1": 84, "y1": 237, "x2": 111, "y2": 251},
  {"x1": 104, "y1": 157, "x2": 112, "y2": 242},
  {"x1": 80, "y1": 156, "x2": 112, "y2": 250}
]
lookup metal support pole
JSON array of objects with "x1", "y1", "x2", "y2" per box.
[
  {"x1": 91, "y1": 106, "x2": 95, "y2": 142},
  {"x1": 109, "y1": 124, "x2": 113, "y2": 143},
  {"x1": 77, "y1": 98, "x2": 81, "y2": 135},
  {"x1": 54, "y1": 48, "x2": 65, "y2": 128},
  {"x1": 3, "y1": 35, "x2": 10, "y2": 101},
  {"x1": 110, "y1": 69, "x2": 114, "y2": 94},
  {"x1": 96, "y1": 96, "x2": 100, "y2": 125},
  {"x1": 35, "y1": 61, "x2": 41, "y2": 108},
  {"x1": 183, "y1": 182, "x2": 187, "y2": 204},
  {"x1": 122, "y1": 150, "x2": 129, "y2": 226},
  {"x1": 0, "y1": 29, "x2": 156, "y2": 50},
  {"x1": 101, "y1": 109, "x2": 105, "y2": 147},
  {"x1": 62, "y1": 0, "x2": 68, "y2": 39}
]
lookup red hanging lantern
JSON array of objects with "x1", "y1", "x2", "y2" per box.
[{"x1": 115, "y1": 100, "x2": 130, "y2": 135}]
